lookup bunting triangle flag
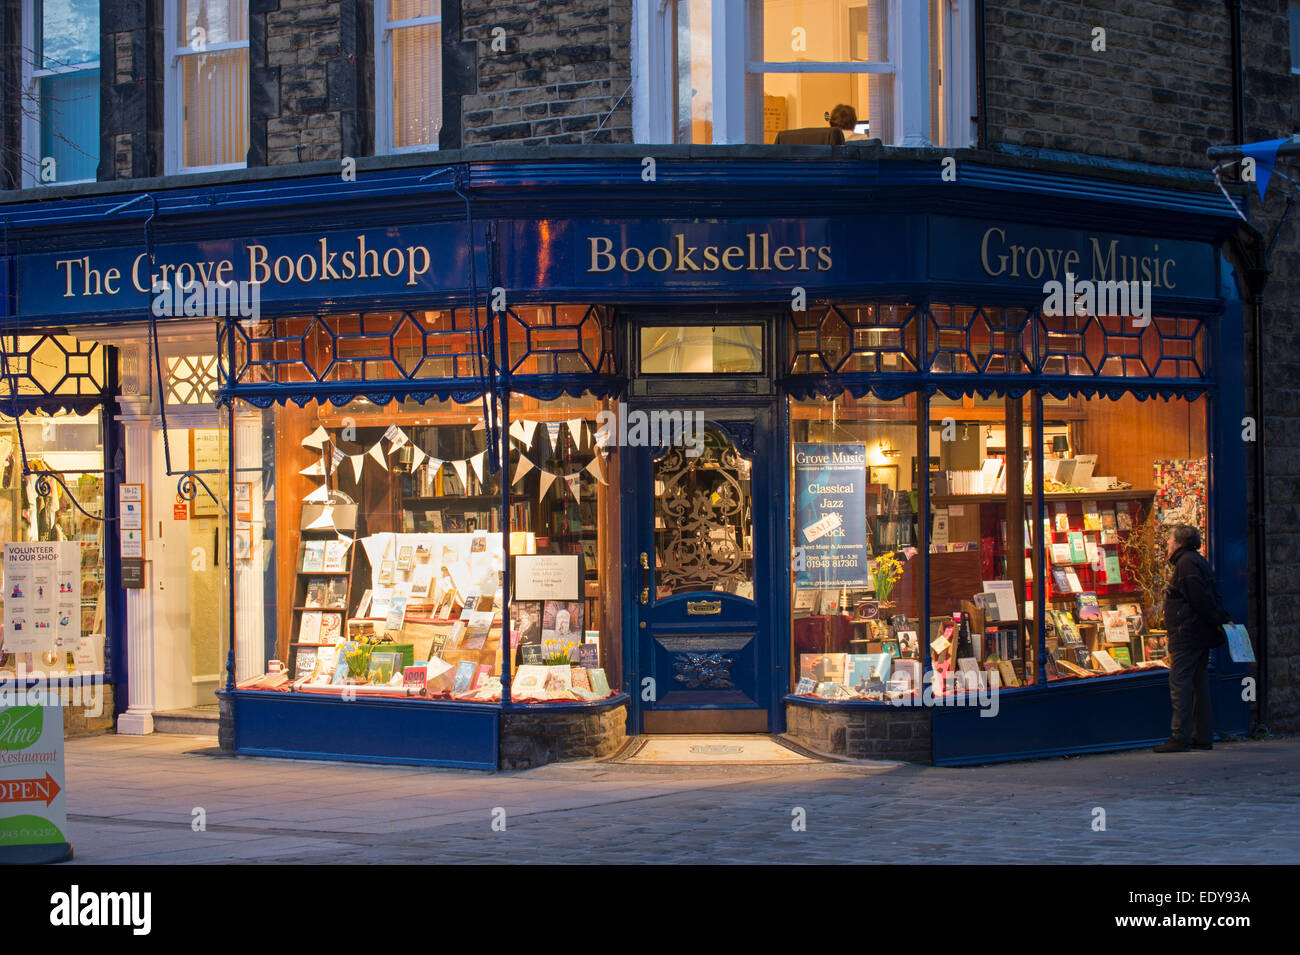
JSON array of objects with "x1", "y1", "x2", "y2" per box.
[
  {"x1": 426, "y1": 457, "x2": 443, "y2": 481},
  {"x1": 299, "y1": 460, "x2": 326, "y2": 477},
  {"x1": 522, "y1": 419, "x2": 540, "y2": 448},
  {"x1": 302, "y1": 426, "x2": 329, "y2": 451},
  {"x1": 330, "y1": 446, "x2": 345, "y2": 474},
  {"x1": 537, "y1": 470, "x2": 558, "y2": 500},
  {"x1": 509, "y1": 420, "x2": 529, "y2": 442},
  {"x1": 452, "y1": 459, "x2": 468, "y2": 490},
  {"x1": 349, "y1": 454, "x2": 365, "y2": 483},
  {"x1": 564, "y1": 472, "x2": 582, "y2": 502},
  {"x1": 585, "y1": 454, "x2": 608, "y2": 486},
  {"x1": 385, "y1": 425, "x2": 408, "y2": 453},
  {"x1": 410, "y1": 446, "x2": 426, "y2": 471},
  {"x1": 368, "y1": 442, "x2": 388, "y2": 471},
  {"x1": 303, "y1": 484, "x2": 330, "y2": 503},
  {"x1": 305, "y1": 505, "x2": 335, "y2": 530},
  {"x1": 545, "y1": 422, "x2": 562, "y2": 451},
  {"x1": 512, "y1": 455, "x2": 535, "y2": 487},
  {"x1": 470, "y1": 451, "x2": 487, "y2": 484},
  {"x1": 567, "y1": 418, "x2": 585, "y2": 446}
]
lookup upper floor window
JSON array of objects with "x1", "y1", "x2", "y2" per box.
[
  {"x1": 636, "y1": 0, "x2": 973, "y2": 147},
  {"x1": 166, "y1": 0, "x2": 249, "y2": 173},
  {"x1": 376, "y1": 0, "x2": 444, "y2": 153},
  {"x1": 22, "y1": 0, "x2": 100, "y2": 186}
]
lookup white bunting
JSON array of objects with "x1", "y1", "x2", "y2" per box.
[
  {"x1": 470, "y1": 451, "x2": 487, "y2": 484},
  {"x1": 302, "y1": 426, "x2": 329, "y2": 451},
  {"x1": 522, "y1": 419, "x2": 540, "y2": 448},
  {"x1": 305, "y1": 505, "x2": 335, "y2": 530},
  {"x1": 452, "y1": 459, "x2": 469, "y2": 491},
  {"x1": 564, "y1": 472, "x2": 582, "y2": 502},
  {"x1": 567, "y1": 418, "x2": 585, "y2": 446},
  {"x1": 512, "y1": 456, "x2": 535, "y2": 487},
  {"x1": 330, "y1": 446, "x2": 345, "y2": 474},
  {"x1": 585, "y1": 454, "x2": 608, "y2": 486},
  {"x1": 509, "y1": 420, "x2": 529, "y2": 442},
  {"x1": 410, "y1": 446, "x2": 426, "y2": 471},
  {"x1": 426, "y1": 457, "x2": 443, "y2": 481},
  {"x1": 537, "y1": 470, "x2": 558, "y2": 500},
  {"x1": 368, "y1": 442, "x2": 388, "y2": 471},
  {"x1": 299, "y1": 460, "x2": 326, "y2": 477},
  {"x1": 349, "y1": 454, "x2": 365, "y2": 483},
  {"x1": 303, "y1": 484, "x2": 330, "y2": 503},
  {"x1": 385, "y1": 425, "x2": 408, "y2": 453}
]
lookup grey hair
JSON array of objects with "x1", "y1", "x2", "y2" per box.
[{"x1": 1171, "y1": 524, "x2": 1201, "y2": 551}]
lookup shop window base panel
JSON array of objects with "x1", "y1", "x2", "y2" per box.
[{"x1": 225, "y1": 690, "x2": 499, "y2": 770}]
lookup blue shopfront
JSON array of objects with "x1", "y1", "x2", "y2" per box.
[{"x1": 0, "y1": 152, "x2": 1251, "y2": 767}]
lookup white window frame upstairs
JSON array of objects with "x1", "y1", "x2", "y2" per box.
[
  {"x1": 634, "y1": 0, "x2": 973, "y2": 147},
  {"x1": 375, "y1": 2, "x2": 444, "y2": 155},
  {"x1": 20, "y1": 0, "x2": 100, "y2": 188},
  {"x1": 164, "y1": 0, "x2": 249, "y2": 175}
]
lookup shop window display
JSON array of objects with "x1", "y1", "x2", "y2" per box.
[
  {"x1": 235, "y1": 392, "x2": 618, "y2": 705},
  {"x1": 1040, "y1": 394, "x2": 1208, "y2": 679},
  {"x1": 926, "y1": 392, "x2": 1039, "y2": 691},
  {"x1": 788, "y1": 394, "x2": 923, "y2": 701},
  {"x1": 0, "y1": 411, "x2": 106, "y2": 679}
]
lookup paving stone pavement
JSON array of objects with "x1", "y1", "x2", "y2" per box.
[{"x1": 55, "y1": 734, "x2": 1300, "y2": 864}]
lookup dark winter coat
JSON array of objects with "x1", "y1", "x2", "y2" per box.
[{"x1": 1164, "y1": 545, "x2": 1230, "y2": 651}]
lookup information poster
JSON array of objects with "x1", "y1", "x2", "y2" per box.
[
  {"x1": 0, "y1": 692, "x2": 71, "y2": 861},
  {"x1": 3, "y1": 543, "x2": 59, "y2": 654},
  {"x1": 55, "y1": 542, "x2": 81, "y2": 649},
  {"x1": 513, "y1": 554, "x2": 580, "y2": 601},
  {"x1": 794, "y1": 443, "x2": 869, "y2": 588}
]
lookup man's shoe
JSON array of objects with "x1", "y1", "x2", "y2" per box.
[
  {"x1": 1153, "y1": 738, "x2": 1190, "y2": 753},
  {"x1": 1191, "y1": 740, "x2": 1213, "y2": 750}
]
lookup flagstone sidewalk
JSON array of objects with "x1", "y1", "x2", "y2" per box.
[{"x1": 56, "y1": 733, "x2": 1300, "y2": 864}]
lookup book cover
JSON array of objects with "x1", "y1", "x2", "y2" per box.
[
  {"x1": 1064, "y1": 568, "x2": 1083, "y2": 593},
  {"x1": 794, "y1": 677, "x2": 817, "y2": 695},
  {"x1": 301, "y1": 541, "x2": 325, "y2": 572},
  {"x1": 402, "y1": 664, "x2": 428, "y2": 688},
  {"x1": 396, "y1": 545, "x2": 414, "y2": 571},
  {"x1": 1083, "y1": 502, "x2": 1101, "y2": 531},
  {"x1": 512, "y1": 665, "x2": 550, "y2": 698},
  {"x1": 1068, "y1": 531, "x2": 1087, "y2": 564},
  {"x1": 1053, "y1": 503, "x2": 1070, "y2": 533},
  {"x1": 544, "y1": 664, "x2": 572, "y2": 690},
  {"x1": 571, "y1": 666, "x2": 592, "y2": 691},
  {"x1": 311, "y1": 646, "x2": 339, "y2": 685},
  {"x1": 1091, "y1": 649, "x2": 1122, "y2": 673},
  {"x1": 290, "y1": 644, "x2": 319, "y2": 681},
  {"x1": 588, "y1": 668, "x2": 611, "y2": 696},
  {"x1": 576, "y1": 643, "x2": 599, "y2": 668},
  {"x1": 1101, "y1": 608, "x2": 1130, "y2": 643},
  {"x1": 1111, "y1": 646, "x2": 1132, "y2": 666},
  {"x1": 1116, "y1": 507, "x2": 1133, "y2": 533},
  {"x1": 443, "y1": 620, "x2": 468, "y2": 651},
  {"x1": 304, "y1": 579, "x2": 327, "y2": 607},
  {"x1": 451, "y1": 660, "x2": 477, "y2": 693},
  {"x1": 463, "y1": 610, "x2": 494, "y2": 650},
  {"x1": 323, "y1": 540, "x2": 349, "y2": 572},
  {"x1": 330, "y1": 642, "x2": 357, "y2": 684},
  {"x1": 1077, "y1": 592, "x2": 1101, "y2": 620},
  {"x1": 1104, "y1": 551, "x2": 1122, "y2": 584},
  {"x1": 1051, "y1": 542, "x2": 1071, "y2": 565},
  {"x1": 298, "y1": 610, "x2": 322, "y2": 643},
  {"x1": 792, "y1": 589, "x2": 821, "y2": 617},
  {"x1": 317, "y1": 612, "x2": 343, "y2": 644},
  {"x1": 473, "y1": 664, "x2": 494, "y2": 689},
  {"x1": 1051, "y1": 567, "x2": 1070, "y2": 595},
  {"x1": 367, "y1": 651, "x2": 402, "y2": 685},
  {"x1": 519, "y1": 643, "x2": 544, "y2": 665}
]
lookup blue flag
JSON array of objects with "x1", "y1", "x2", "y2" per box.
[{"x1": 1241, "y1": 138, "x2": 1290, "y2": 200}]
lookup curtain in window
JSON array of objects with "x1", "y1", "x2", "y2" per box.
[
  {"x1": 182, "y1": 50, "x2": 249, "y2": 167},
  {"x1": 393, "y1": 23, "x2": 443, "y2": 148}
]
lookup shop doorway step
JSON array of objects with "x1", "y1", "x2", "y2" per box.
[
  {"x1": 602, "y1": 734, "x2": 833, "y2": 766},
  {"x1": 151, "y1": 705, "x2": 219, "y2": 736}
]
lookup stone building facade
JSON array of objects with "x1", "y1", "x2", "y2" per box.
[{"x1": 0, "y1": 0, "x2": 1296, "y2": 740}]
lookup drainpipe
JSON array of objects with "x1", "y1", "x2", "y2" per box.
[
  {"x1": 975, "y1": 0, "x2": 987, "y2": 148},
  {"x1": 1226, "y1": 1, "x2": 1245, "y2": 146}
]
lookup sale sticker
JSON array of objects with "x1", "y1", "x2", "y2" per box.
[{"x1": 801, "y1": 512, "x2": 843, "y2": 543}]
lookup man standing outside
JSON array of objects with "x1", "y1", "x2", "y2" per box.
[{"x1": 1154, "y1": 524, "x2": 1231, "y2": 752}]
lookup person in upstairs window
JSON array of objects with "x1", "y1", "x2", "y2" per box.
[
  {"x1": 828, "y1": 104, "x2": 869, "y2": 141},
  {"x1": 1154, "y1": 524, "x2": 1230, "y2": 753}
]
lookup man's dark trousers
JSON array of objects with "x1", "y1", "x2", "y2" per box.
[{"x1": 1169, "y1": 644, "x2": 1213, "y2": 743}]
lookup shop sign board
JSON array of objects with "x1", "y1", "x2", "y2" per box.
[
  {"x1": 0, "y1": 690, "x2": 72, "y2": 863},
  {"x1": 793, "y1": 443, "x2": 869, "y2": 588}
]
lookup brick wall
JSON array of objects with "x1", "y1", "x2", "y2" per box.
[
  {"x1": 99, "y1": 0, "x2": 162, "y2": 180},
  {"x1": 785, "y1": 703, "x2": 932, "y2": 763},
  {"x1": 459, "y1": 0, "x2": 632, "y2": 146},
  {"x1": 985, "y1": 0, "x2": 1300, "y2": 732},
  {"x1": 250, "y1": 0, "x2": 371, "y2": 165},
  {"x1": 983, "y1": 0, "x2": 1234, "y2": 166},
  {"x1": 1240, "y1": 1, "x2": 1300, "y2": 732}
]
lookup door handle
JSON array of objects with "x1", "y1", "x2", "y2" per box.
[{"x1": 639, "y1": 551, "x2": 649, "y2": 604}]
